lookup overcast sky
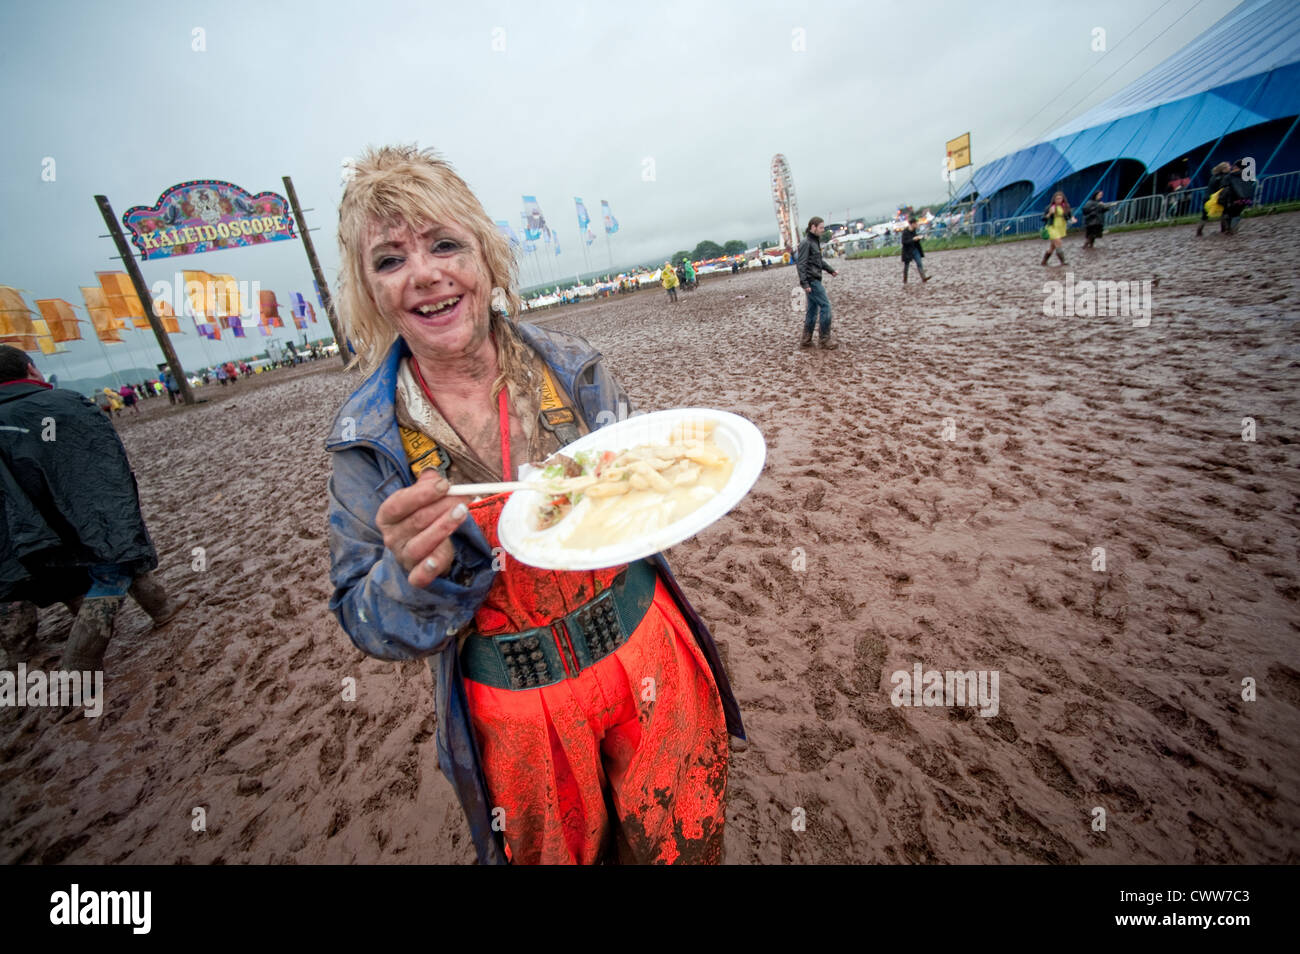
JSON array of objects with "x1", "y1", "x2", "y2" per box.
[{"x1": 1, "y1": 0, "x2": 1243, "y2": 382}]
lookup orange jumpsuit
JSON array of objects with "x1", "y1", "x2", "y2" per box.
[{"x1": 461, "y1": 491, "x2": 729, "y2": 864}]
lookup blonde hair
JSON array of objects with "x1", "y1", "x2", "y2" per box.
[
  {"x1": 1212, "y1": 161, "x2": 1231, "y2": 175},
  {"x1": 336, "y1": 144, "x2": 531, "y2": 397}
]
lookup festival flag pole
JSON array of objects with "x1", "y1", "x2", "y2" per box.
[
  {"x1": 95, "y1": 335, "x2": 124, "y2": 390},
  {"x1": 93, "y1": 195, "x2": 195, "y2": 404},
  {"x1": 283, "y1": 176, "x2": 347, "y2": 366},
  {"x1": 184, "y1": 299, "x2": 215, "y2": 372},
  {"x1": 76, "y1": 291, "x2": 124, "y2": 389},
  {"x1": 601, "y1": 200, "x2": 619, "y2": 274}
]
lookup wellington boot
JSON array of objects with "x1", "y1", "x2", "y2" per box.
[
  {"x1": 800, "y1": 332, "x2": 813, "y2": 348},
  {"x1": 59, "y1": 596, "x2": 122, "y2": 673},
  {"x1": 128, "y1": 570, "x2": 190, "y2": 628},
  {"x1": 819, "y1": 335, "x2": 839, "y2": 350},
  {"x1": 1055, "y1": 249, "x2": 1066, "y2": 265},
  {"x1": 1041, "y1": 250, "x2": 1052, "y2": 265}
]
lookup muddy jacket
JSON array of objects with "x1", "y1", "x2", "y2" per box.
[
  {"x1": 325, "y1": 323, "x2": 745, "y2": 865},
  {"x1": 0, "y1": 381, "x2": 156, "y2": 605}
]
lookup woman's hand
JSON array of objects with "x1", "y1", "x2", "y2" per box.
[{"x1": 375, "y1": 468, "x2": 470, "y2": 588}]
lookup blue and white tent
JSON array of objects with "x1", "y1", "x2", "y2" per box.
[{"x1": 958, "y1": 0, "x2": 1300, "y2": 219}]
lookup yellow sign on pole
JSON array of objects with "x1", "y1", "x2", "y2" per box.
[{"x1": 946, "y1": 132, "x2": 971, "y2": 171}]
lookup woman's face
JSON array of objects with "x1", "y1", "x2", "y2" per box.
[
  {"x1": 363, "y1": 217, "x2": 490, "y2": 364},
  {"x1": 1054, "y1": 192, "x2": 1065, "y2": 203}
]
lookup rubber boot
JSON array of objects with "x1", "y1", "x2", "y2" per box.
[
  {"x1": 128, "y1": 570, "x2": 190, "y2": 628},
  {"x1": 1055, "y1": 249, "x2": 1066, "y2": 265},
  {"x1": 1196, "y1": 222, "x2": 1204, "y2": 236},
  {"x1": 0, "y1": 600, "x2": 39, "y2": 667},
  {"x1": 1041, "y1": 250, "x2": 1052, "y2": 266},
  {"x1": 819, "y1": 333, "x2": 839, "y2": 351},
  {"x1": 800, "y1": 331, "x2": 813, "y2": 348},
  {"x1": 59, "y1": 596, "x2": 122, "y2": 673}
]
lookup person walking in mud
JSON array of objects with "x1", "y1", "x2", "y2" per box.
[
  {"x1": 1219, "y1": 159, "x2": 1257, "y2": 235},
  {"x1": 1040, "y1": 191, "x2": 1075, "y2": 266},
  {"x1": 661, "y1": 259, "x2": 679, "y2": 303},
  {"x1": 797, "y1": 216, "x2": 839, "y2": 349},
  {"x1": 1196, "y1": 161, "x2": 1232, "y2": 237},
  {"x1": 0, "y1": 346, "x2": 189, "y2": 673},
  {"x1": 901, "y1": 217, "x2": 929, "y2": 283},
  {"x1": 1081, "y1": 190, "x2": 1117, "y2": 248}
]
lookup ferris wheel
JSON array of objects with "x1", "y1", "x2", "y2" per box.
[{"x1": 770, "y1": 154, "x2": 799, "y2": 253}]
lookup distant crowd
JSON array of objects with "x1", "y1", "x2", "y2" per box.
[{"x1": 90, "y1": 342, "x2": 335, "y2": 419}]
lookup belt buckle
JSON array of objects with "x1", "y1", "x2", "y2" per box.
[
  {"x1": 497, "y1": 633, "x2": 549, "y2": 690},
  {"x1": 572, "y1": 589, "x2": 624, "y2": 665}
]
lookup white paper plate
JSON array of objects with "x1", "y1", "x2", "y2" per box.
[{"x1": 498, "y1": 408, "x2": 766, "y2": 570}]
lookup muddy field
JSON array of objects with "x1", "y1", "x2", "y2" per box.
[{"x1": 3, "y1": 214, "x2": 1298, "y2": 864}]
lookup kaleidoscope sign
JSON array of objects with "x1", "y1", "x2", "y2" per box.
[{"x1": 123, "y1": 180, "x2": 298, "y2": 260}]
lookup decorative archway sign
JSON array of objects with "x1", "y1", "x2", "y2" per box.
[{"x1": 94, "y1": 176, "x2": 346, "y2": 406}]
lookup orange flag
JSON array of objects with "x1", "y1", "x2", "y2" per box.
[
  {"x1": 0, "y1": 286, "x2": 37, "y2": 337},
  {"x1": 152, "y1": 299, "x2": 182, "y2": 334},
  {"x1": 30, "y1": 319, "x2": 69, "y2": 355},
  {"x1": 81, "y1": 286, "x2": 125, "y2": 343},
  {"x1": 34, "y1": 299, "x2": 83, "y2": 342},
  {"x1": 96, "y1": 272, "x2": 148, "y2": 327},
  {"x1": 259, "y1": 290, "x2": 284, "y2": 327},
  {"x1": 0, "y1": 334, "x2": 38, "y2": 351}
]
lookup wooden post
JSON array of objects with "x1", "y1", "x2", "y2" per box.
[
  {"x1": 94, "y1": 195, "x2": 196, "y2": 405},
  {"x1": 283, "y1": 176, "x2": 347, "y2": 367}
]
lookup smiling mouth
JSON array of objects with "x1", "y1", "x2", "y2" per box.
[{"x1": 413, "y1": 296, "x2": 462, "y2": 317}]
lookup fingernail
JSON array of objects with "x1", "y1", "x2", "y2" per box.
[
  {"x1": 451, "y1": 503, "x2": 468, "y2": 520},
  {"x1": 436, "y1": 477, "x2": 449, "y2": 492}
]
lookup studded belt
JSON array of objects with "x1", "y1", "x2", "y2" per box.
[{"x1": 459, "y1": 559, "x2": 658, "y2": 691}]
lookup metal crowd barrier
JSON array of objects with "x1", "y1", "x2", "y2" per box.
[{"x1": 918, "y1": 171, "x2": 1298, "y2": 244}]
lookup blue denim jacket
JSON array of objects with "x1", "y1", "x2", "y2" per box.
[{"x1": 325, "y1": 323, "x2": 745, "y2": 864}]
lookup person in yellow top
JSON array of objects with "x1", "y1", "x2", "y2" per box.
[
  {"x1": 1040, "y1": 191, "x2": 1076, "y2": 266},
  {"x1": 661, "y1": 260, "x2": 679, "y2": 303},
  {"x1": 99, "y1": 387, "x2": 124, "y2": 416}
]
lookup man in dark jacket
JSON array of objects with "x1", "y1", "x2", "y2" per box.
[
  {"x1": 0, "y1": 346, "x2": 186, "y2": 671},
  {"x1": 796, "y1": 216, "x2": 840, "y2": 349},
  {"x1": 1219, "y1": 159, "x2": 1257, "y2": 235},
  {"x1": 901, "y1": 217, "x2": 930, "y2": 282},
  {"x1": 1081, "y1": 190, "x2": 1117, "y2": 248}
]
